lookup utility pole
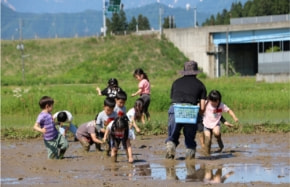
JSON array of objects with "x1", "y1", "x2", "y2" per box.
[
  {"x1": 102, "y1": 0, "x2": 107, "y2": 37},
  {"x1": 17, "y1": 19, "x2": 25, "y2": 84},
  {"x1": 194, "y1": 6, "x2": 197, "y2": 28},
  {"x1": 159, "y1": 5, "x2": 163, "y2": 35},
  {"x1": 226, "y1": 28, "x2": 229, "y2": 77}
]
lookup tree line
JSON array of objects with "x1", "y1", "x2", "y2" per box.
[
  {"x1": 106, "y1": 9, "x2": 150, "y2": 34},
  {"x1": 203, "y1": 0, "x2": 290, "y2": 26}
]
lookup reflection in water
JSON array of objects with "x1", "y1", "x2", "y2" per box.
[
  {"x1": 108, "y1": 162, "x2": 152, "y2": 180},
  {"x1": 133, "y1": 163, "x2": 152, "y2": 177},
  {"x1": 165, "y1": 161, "x2": 234, "y2": 184},
  {"x1": 166, "y1": 162, "x2": 179, "y2": 180},
  {"x1": 185, "y1": 161, "x2": 234, "y2": 184},
  {"x1": 106, "y1": 161, "x2": 288, "y2": 184}
]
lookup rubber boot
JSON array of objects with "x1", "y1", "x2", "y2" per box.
[
  {"x1": 216, "y1": 135, "x2": 224, "y2": 153},
  {"x1": 185, "y1": 148, "x2": 196, "y2": 160},
  {"x1": 59, "y1": 149, "x2": 66, "y2": 159},
  {"x1": 165, "y1": 141, "x2": 176, "y2": 159},
  {"x1": 203, "y1": 136, "x2": 211, "y2": 156}
]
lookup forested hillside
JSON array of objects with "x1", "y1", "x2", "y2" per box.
[{"x1": 203, "y1": 0, "x2": 290, "y2": 26}]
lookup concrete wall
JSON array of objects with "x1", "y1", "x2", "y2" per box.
[
  {"x1": 163, "y1": 21, "x2": 290, "y2": 78},
  {"x1": 163, "y1": 28, "x2": 215, "y2": 77}
]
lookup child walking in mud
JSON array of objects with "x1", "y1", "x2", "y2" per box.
[
  {"x1": 103, "y1": 116, "x2": 134, "y2": 163},
  {"x1": 96, "y1": 97, "x2": 118, "y2": 155},
  {"x1": 126, "y1": 98, "x2": 143, "y2": 140},
  {"x1": 96, "y1": 78, "x2": 124, "y2": 98},
  {"x1": 131, "y1": 68, "x2": 151, "y2": 122},
  {"x1": 114, "y1": 91, "x2": 127, "y2": 117},
  {"x1": 33, "y1": 96, "x2": 69, "y2": 159},
  {"x1": 203, "y1": 90, "x2": 239, "y2": 156}
]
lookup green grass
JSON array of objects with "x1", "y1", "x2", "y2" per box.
[{"x1": 1, "y1": 35, "x2": 289, "y2": 139}]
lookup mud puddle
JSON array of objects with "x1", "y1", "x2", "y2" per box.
[{"x1": 1, "y1": 133, "x2": 290, "y2": 186}]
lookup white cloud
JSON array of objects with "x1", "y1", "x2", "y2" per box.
[{"x1": 186, "y1": 3, "x2": 190, "y2": 10}]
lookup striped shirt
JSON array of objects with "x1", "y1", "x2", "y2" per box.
[{"x1": 36, "y1": 112, "x2": 58, "y2": 141}]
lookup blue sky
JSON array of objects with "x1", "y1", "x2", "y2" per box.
[{"x1": 1, "y1": 0, "x2": 203, "y2": 13}]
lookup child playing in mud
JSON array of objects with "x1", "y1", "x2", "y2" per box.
[
  {"x1": 96, "y1": 97, "x2": 118, "y2": 155},
  {"x1": 33, "y1": 96, "x2": 69, "y2": 159},
  {"x1": 131, "y1": 68, "x2": 151, "y2": 122},
  {"x1": 76, "y1": 114, "x2": 104, "y2": 152},
  {"x1": 53, "y1": 110, "x2": 78, "y2": 141},
  {"x1": 103, "y1": 116, "x2": 134, "y2": 163},
  {"x1": 126, "y1": 98, "x2": 143, "y2": 140},
  {"x1": 114, "y1": 91, "x2": 127, "y2": 117},
  {"x1": 203, "y1": 90, "x2": 239, "y2": 156},
  {"x1": 96, "y1": 78, "x2": 124, "y2": 98}
]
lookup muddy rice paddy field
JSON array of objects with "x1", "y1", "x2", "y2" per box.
[{"x1": 1, "y1": 133, "x2": 290, "y2": 186}]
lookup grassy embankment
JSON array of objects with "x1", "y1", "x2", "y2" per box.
[{"x1": 1, "y1": 35, "x2": 289, "y2": 139}]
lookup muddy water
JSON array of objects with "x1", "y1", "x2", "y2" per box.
[{"x1": 1, "y1": 133, "x2": 290, "y2": 186}]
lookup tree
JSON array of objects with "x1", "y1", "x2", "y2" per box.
[
  {"x1": 137, "y1": 14, "x2": 150, "y2": 30},
  {"x1": 202, "y1": 0, "x2": 290, "y2": 26},
  {"x1": 163, "y1": 16, "x2": 176, "y2": 29},
  {"x1": 128, "y1": 16, "x2": 137, "y2": 31}
]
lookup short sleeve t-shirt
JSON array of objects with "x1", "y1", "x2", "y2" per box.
[
  {"x1": 126, "y1": 108, "x2": 135, "y2": 122},
  {"x1": 76, "y1": 120, "x2": 97, "y2": 139},
  {"x1": 53, "y1": 110, "x2": 73, "y2": 123},
  {"x1": 101, "y1": 87, "x2": 123, "y2": 98},
  {"x1": 138, "y1": 79, "x2": 150, "y2": 95},
  {"x1": 96, "y1": 111, "x2": 118, "y2": 129},
  {"x1": 36, "y1": 112, "x2": 58, "y2": 141},
  {"x1": 114, "y1": 105, "x2": 127, "y2": 117},
  {"x1": 203, "y1": 102, "x2": 230, "y2": 129}
]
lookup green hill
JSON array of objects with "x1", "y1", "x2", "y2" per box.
[{"x1": 1, "y1": 34, "x2": 188, "y2": 86}]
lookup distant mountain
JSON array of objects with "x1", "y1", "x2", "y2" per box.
[
  {"x1": 1, "y1": 0, "x2": 248, "y2": 40},
  {"x1": 3, "y1": 0, "x2": 248, "y2": 14}
]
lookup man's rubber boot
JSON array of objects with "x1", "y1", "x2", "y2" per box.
[
  {"x1": 165, "y1": 141, "x2": 176, "y2": 159},
  {"x1": 185, "y1": 149, "x2": 196, "y2": 160}
]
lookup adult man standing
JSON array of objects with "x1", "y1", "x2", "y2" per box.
[{"x1": 165, "y1": 61, "x2": 207, "y2": 160}]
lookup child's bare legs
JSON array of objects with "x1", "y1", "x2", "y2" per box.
[
  {"x1": 203, "y1": 130, "x2": 212, "y2": 156},
  {"x1": 197, "y1": 132, "x2": 205, "y2": 148},
  {"x1": 111, "y1": 147, "x2": 118, "y2": 162},
  {"x1": 213, "y1": 125, "x2": 224, "y2": 152},
  {"x1": 126, "y1": 139, "x2": 134, "y2": 163}
]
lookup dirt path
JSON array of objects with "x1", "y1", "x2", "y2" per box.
[{"x1": 1, "y1": 133, "x2": 290, "y2": 186}]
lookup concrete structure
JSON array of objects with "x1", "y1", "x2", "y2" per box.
[{"x1": 163, "y1": 16, "x2": 290, "y2": 82}]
